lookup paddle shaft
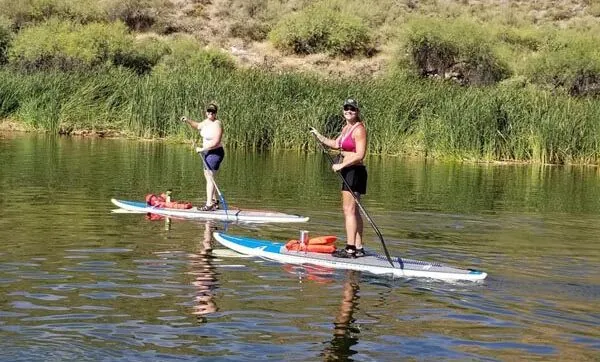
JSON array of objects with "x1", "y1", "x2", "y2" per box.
[{"x1": 312, "y1": 133, "x2": 395, "y2": 268}]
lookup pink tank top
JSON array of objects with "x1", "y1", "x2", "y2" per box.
[{"x1": 338, "y1": 123, "x2": 362, "y2": 152}]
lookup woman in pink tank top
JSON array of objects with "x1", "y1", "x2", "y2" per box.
[{"x1": 310, "y1": 98, "x2": 368, "y2": 258}]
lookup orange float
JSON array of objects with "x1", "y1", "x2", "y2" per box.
[
  {"x1": 145, "y1": 193, "x2": 192, "y2": 209},
  {"x1": 285, "y1": 235, "x2": 337, "y2": 253}
]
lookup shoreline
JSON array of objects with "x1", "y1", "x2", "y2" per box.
[{"x1": 3, "y1": 120, "x2": 596, "y2": 167}]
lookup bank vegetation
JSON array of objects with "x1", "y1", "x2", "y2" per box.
[{"x1": 1, "y1": 0, "x2": 600, "y2": 164}]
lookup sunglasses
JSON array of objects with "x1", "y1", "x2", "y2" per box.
[
  {"x1": 206, "y1": 110, "x2": 216, "y2": 113},
  {"x1": 343, "y1": 106, "x2": 357, "y2": 112}
]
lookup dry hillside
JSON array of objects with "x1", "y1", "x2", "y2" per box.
[{"x1": 157, "y1": 0, "x2": 600, "y2": 78}]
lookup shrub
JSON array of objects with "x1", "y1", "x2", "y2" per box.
[
  {"x1": 113, "y1": 36, "x2": 169, "y2": 75},
  {"x1": 0, "y1": 0, "x2": 173, "y2": 31},
  {"x1": 0, "y1": 16, "x2": 12, "y2": 65},
  {"x1": 401, "y1": 17, "x2": 511, "y2": 85},
  {"x1": 525, "y1": 32, "x2": 600, "y2": 97},
  {"x1": 229, "y1": 20, "x2": 270, "y2": 42},
  {"x1": 9, "y1": 20, "x2": 132, "y2": 71},
  {"x1": 269, "y1": 3, "x2": 374, "y2": 57},
  {"x1": 589, "y1": 2, "x2": 600, "y2": 17},
  {"x1": 153, "y1": 37, "x2": 236, "y2": 74},
  {"x1": 0, "y1": 0, "x2": 103, "y2": 29},
  {"x1": 8, "y1": 19, "x2": 167, "y2": 74},
  {"x1": 102, "y1": 0, "x2": 172, "y2": 32},
  {"x1": 496, "y1": 27, "x2": 544, "y2": 52}
]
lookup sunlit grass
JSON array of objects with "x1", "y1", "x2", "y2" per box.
[{"x1": 3, "y1": 67, "x2": 600, "y2": 165}]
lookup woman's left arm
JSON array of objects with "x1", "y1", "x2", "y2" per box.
[{"x1": 333, "y1": 126, "x2": 366, "y2": 171}]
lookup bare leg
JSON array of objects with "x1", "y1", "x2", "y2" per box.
[
  {"x1": 204, "y1": 169, "x2": 216, "y2": 206},
  {"x1": 355, "y1": 198, "x2": 363, "y2": 249},
  {"x1": 342, "y1": 191, "x2": 358, "y2": 247},
  {"x1": 212, "y1": 170, "x2": 219, "y2": 203}
]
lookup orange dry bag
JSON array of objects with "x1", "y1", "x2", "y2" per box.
[
  {"x1": 308, "y1": 235, "x2": 337, "y2": 245},
  {"x1": 146, "y1": 194, "x2": 166, "y2": 207},
  {"x1": 164, "y1": 201, "x2": 193, "y2": 209},
  {"x1": 285, "y1": 236, "x2": 337, "y2": 253}
]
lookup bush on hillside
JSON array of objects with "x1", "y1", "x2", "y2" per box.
[
  {"x1": 589, "y1": 2, "x2": 600, "y2": 17},
  {"x1": 152, "y1": 37, "x2": 236, "y2": 74},
  {"x1": 0, "y1": 16, "x2": 12, "y2": 65},
  {"x1": 113, "y1": 36, "x2": 170, "y2": 75},
  {"x1": 229, "y1": 20, "x2": 270, "y2": 42},
  {"x1": 496, "y1": 27, "x2": 544, "y2": 52},
  {"x1": 0, "y1": 0, "x2": 103, "y2": 29},
  {"x1": 9, "y1": 20, "x2": 130, "y2": 71},
  {"x1": 402, "y1": 17, "x2": 510, "y2": 86},
  {"x1": 525, "y1": 33, "x2": 600, "y2": 97},
  {"x1": 227, "y1": 0, "x2": 270, "y2": 41},
  {"x1": 269, "y1": 3, "x2": 374, "y2": 57},
  {"x1": 8, "y1": 20, "x2": 167, "y2": 74},
  {"x1": 0, "y1": 0, "x2": 173, "y2": 32},
  {"x1": 102, "y1": 0, "x2": 172, "y2": 32}
]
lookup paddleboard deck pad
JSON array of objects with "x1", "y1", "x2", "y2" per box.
[
  {"x1": 213, "y1": 232, "x2": 487, "y2": 281},
  {"x1": 111, "y1": 199, "x2": 309, "y2": 223}
]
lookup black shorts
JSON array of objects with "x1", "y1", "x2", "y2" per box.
[
  {"x1": 202, "y1": 147, "x2": 225, "y2": 171},
  {"x1": 341, "y1": 165, "x2": 367, "y2": 195}
]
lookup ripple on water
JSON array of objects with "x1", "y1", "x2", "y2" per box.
[{"x1": 2, "y1": 139, "x2": 600, "y2": 361}]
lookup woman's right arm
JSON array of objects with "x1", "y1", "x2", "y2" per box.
[
  {"x1": 180, "y1": 116, "x2": 201, "y2": 129},
  {"x1": 320, "y1": 135, "x2": 339, "y2": 149},
  {"x1": 310, "y1": 128, "x2": 339, "y2": 149}
]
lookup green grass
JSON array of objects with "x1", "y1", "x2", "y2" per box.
[
  {"x1": 2, "y1": 67, "x2": 600, "y2": 165},
  {"x1": 2, "y1": 0, "x2": 600, "y2": 165}
]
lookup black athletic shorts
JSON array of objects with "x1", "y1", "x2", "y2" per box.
[
  {"x1": 340, "y1": 165, "x2": 367, "y2": 195},
  {"x1": 203, "y1": 146, "x2": 225, "y2": 171}
]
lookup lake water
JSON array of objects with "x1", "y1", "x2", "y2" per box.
[{"x1": 0, "y1": 133, "x2": 598, "y2": 361}]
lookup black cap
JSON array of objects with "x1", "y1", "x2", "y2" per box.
[
  {"x1": 343, "y1": 98, "x2": 359, "y2": 110},
  {"x1": 206, "y1": 103, "x2": 218, "y2": 113}
]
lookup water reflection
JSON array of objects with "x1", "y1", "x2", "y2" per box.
[
  {"x1": 189, "y1": 221, "x2": 219, "y2": 322},
  {"x1": 322, "y1": 271, "x2": 361, "y2": 362},
  {"x1": 1, "y1": 135, "x2": 599, "y2": 360}
]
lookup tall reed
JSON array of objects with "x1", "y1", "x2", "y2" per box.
[{"x1": 2, "y1": 67, "x2": 600, "y2": 165}]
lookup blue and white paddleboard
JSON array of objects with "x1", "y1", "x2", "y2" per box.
[
  {"x1": 111, "y1": 199, "x2": 309, "y2": 223},
  {"x1": 213, "y1": 232, "x2": 487, "y2": 281}
]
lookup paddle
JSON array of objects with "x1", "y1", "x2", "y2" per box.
[
  {"x1": 192, "y1": 139, "x2": 229, "y2": 216},
  {"x1": 310, "y1": 130, "x2": 395, "y2": 268}
]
